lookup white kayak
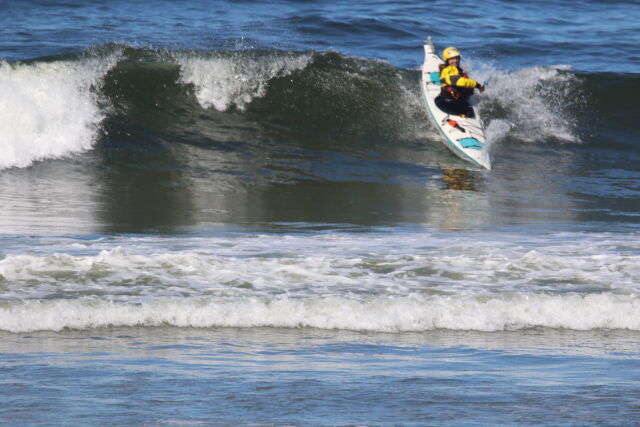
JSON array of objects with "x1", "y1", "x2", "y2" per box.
[{"x1": 420, "y1": 38, "x2": 491, "y2": 170}]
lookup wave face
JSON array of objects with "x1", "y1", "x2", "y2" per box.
[
  {"x1": 177, "y1": 50, "x2": 314, "y2": 112},
  {"x1": 2, "y1": 46, "x2": 638, "y2": 234},
  {"x1": 1, "y1": 46, "x2": 608, "y2": 172},
  {"x1": 1, "y1": 230, "x2": 639, "y2": 333}
]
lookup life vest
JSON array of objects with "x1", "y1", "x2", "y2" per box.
[{"x1": 440, "y1": 66, "x2": 476, "y2": 101}]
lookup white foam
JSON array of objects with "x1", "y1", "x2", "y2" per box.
[
  {"x1": 476, "y1": 65, "x2": 582, "y2": 143},
  {"x1": 0, "y1": 55, "x2": 119, "y2": 169},
  {"x1": 1, "y1": 232, "x2": 639, "y2": 298},
  {"x1": 2, "y1": 293, "x2": 640, "y2": 333},
  {"x1": 177, "y1": 51, "x2": 312, "y2": 111},
  {"x1": 1, "y1": 231, "x2": 639, "y2": 332}
]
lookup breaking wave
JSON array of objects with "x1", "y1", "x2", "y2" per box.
[
  {"x1": 0, "y1": 52, "x2": 120, "y2": 169},
  {"x1": 0, "y1": 45, "x2": 614, "y2": 171},
  {"x1": 3, "y1": 293, "x2": 640, "y2": 333},
  {"x1": 1, "y1": 230, "x2": 639, "y2": 333}
]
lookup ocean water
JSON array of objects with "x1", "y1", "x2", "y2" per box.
[{"x1": 2, "y1": 0, "x2": 640, "y2": 425}]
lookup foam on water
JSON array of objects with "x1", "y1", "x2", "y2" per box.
[
  {"x1": 2, "y1": 293, "x2": 640, "y2": 333},
  {"x1": 1, "y1": 230, "x2": 639, "y2": 333},
  {"x1": 0, "y1": 47, "x2": 584, "y2": 174},
  {"x1": 0, "y1": 54, "x2": 120, "y2": 169},
  {"x1": 177, "y1": 51, "x2": 313, "y2": 111},
  {"x1": 476, "y1": 64, "x2": 583, "y2": 144},
  {"x1": 408, "y1": 58, "x2": 584, "y2": 166}
]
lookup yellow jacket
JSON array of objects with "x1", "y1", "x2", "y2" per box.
[
  {"x1": 439, "y1": 65, "x2": 480, "y2": 100},
  {"x1": 439, "y1": 65, "x2": 480, "y2": 88}
]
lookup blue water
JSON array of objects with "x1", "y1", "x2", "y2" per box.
[
  {"x1": 2, "y1": 0, "x2": 640, "y2": 425},
  {"x1": 3, "y1": 328, "x2": 640, "y2": 426},
  {"x1": 4, "y1": 0, "x2": 639, "y2": 73}
]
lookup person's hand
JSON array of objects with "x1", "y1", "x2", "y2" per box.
[{"x1": 478, "y1": 84, "x2": 486, "y2": 93}]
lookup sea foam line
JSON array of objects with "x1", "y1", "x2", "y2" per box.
[
  {"x1": 2, "y1": 293, "x2": 640, "y2": 333},
  {"x1": 1, "y1": 231, "x2": 639, "y2": 300}
]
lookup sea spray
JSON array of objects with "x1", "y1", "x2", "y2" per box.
[
  {"x1": 477, "y1": 65, "x2": 583, "y2": 143},
  {"x1": 0, "y1": 53, "x2": 120, "y2": 169},
  {"x1": 177, "y1": 50, "x2": 313, "y2": 111}
]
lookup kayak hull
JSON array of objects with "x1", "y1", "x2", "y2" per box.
[{"x1": 420, "y1": 39, "x2": 490, "y2": 170}]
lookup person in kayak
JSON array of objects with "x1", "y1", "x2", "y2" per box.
[{"x1": 435, "y1": 47, "x2": 485, "y2": 118}]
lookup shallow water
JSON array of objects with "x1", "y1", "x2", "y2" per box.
[{"x1": 3, "y1": 327, "x2": 640, "y2": 426}]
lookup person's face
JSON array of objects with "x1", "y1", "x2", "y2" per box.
[{"x1": 447, "y1": 56, "x2": 460, "y2": 66}]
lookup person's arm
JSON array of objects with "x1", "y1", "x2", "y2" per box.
[{"x1": 440, "y1": 67, "x2": 479, "y2": 89}]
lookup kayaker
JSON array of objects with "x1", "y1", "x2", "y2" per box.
[{"x1": 436, "y1": 47, "x2": 485, "y2": 118}]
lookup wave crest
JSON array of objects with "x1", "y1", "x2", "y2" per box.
[
  {"x1": 0, "y1": 53, "x2": 120, "y2": 169},
  {"x1": 2, "y1": 293, "x2": 640, "y2": 333},
  {"x1": 177, "y1": 50, "x2": 313, "y2": 112},
  {"x1": 1, "y1": 46, "x2": 601, "y2": 171}
]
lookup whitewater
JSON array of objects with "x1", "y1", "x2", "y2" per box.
[
  {"x1": 0, "y1": 54, "x2": 120, "y2": 169},
  {"x1": 0, "y1": 47, "x2": 585, "y2": 171},
  {"x1": 1, "y1": 230, "x2": 638, "y2": 333}
]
